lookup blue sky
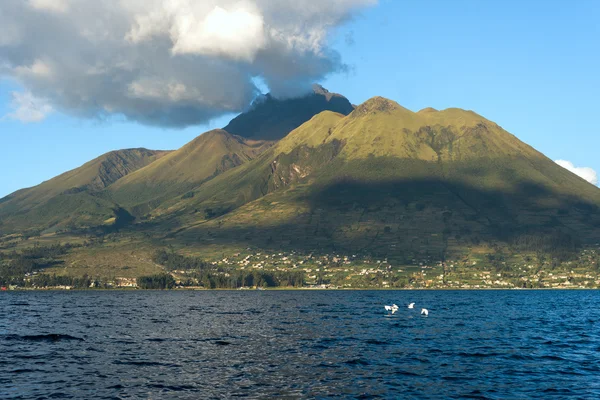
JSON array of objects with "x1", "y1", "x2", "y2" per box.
[{"x1": 1, "y1": 0, "x2": 599, "y2": 198}]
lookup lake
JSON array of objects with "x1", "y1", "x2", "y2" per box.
[{"x1": 1, "y1": 290, "x2": 599, "y2": 399}]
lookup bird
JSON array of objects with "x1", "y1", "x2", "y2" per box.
[
  {"x1": 408, "y1": 302, "x2": 415, "y2": 309},
  {"x1": 421, "y1": 308, "x2": 429, "y2": 317},
  {"x1": 384, "y1": 304, "x2": 399, "y2": 315}
]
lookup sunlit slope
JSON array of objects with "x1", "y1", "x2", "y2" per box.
[
  {"x1": 108, "y1": 130, "x2": 272, "y2": 215},
  {"x1": 170, "y1": 97, "x2": 600, "y2": 257},
  {"x1": 152, "y1": 111, "x2": 347, "y2": 215},
  {"x1": 0, "y1": 148, "x2": 168, "y2": 233}
]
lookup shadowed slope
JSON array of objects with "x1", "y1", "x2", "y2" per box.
[
  {"x1": 175, "y1": 171, "x2": 597, "y2": 261},
  {"x1": 223, "y1": 85, "x2": 354, "y2": 140}
]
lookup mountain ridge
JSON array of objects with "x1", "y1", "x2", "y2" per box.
[
  {"x1": 0, "y1": 148, "x2": 169, "y2": 233},
  {"x1": 107, "y1": 129, "x2": 273, "y2": 216}
]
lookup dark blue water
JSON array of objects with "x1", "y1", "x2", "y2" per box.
[{"x1": 1, "y1": 290, "x2": 599, "y2": 399}]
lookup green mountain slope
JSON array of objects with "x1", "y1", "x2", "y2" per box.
[
  {"x1": 165, "y1": 97, "x2": 600, "y2": 260},
  {"x1": 0, "y1": 148, "x2": 169, "y2": 233},
  {"x1": 107, "y1": 130, "x2": 273, "y2": 216},
  {"x1": 223, "y1": 85, "x2": 354, "y2": 140}
]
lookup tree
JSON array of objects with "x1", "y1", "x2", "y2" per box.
[{"x1": 137, "y1": 273, "x2": 175, "y2": 289}]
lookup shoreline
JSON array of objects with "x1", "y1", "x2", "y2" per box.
[{"x1": 2, "y1": 287, "x2": 598, "y2": 292}]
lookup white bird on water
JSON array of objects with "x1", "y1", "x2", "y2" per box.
[
  {"x1": 384, "y1": 304, "x2": 399, "y2": 314},
  {"x1": 408, "y1": 303, "x2": 415, "y2": 309},
  {"x1": 421, "y1": 308, "x2": 429, "y2": 317}
]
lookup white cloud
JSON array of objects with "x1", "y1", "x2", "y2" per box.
[
  {"x1": 0, "y1": 0, "x2": 376, "y2": 128},
  {"x1": 174, "y1": 5, "x2": 265, "y2": 61},
  {"x1": 5, "y1": 91, "x2": 53, "y2": 123},
  {"x1": 555, "y1": 160, "x2": 598, "y2": 186},
  {"x1": 29, "y1": 0, "x2": 70, "y2": 14}
]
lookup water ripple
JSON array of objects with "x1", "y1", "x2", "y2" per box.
[{"x1": 0, "y1": 290, "x2": 599, "y2": 399}]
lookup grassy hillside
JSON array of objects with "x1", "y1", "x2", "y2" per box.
[
  {"x1": 108, "y1": 130, "x2": 273, "y2": 216},
  {"x1": 0, "y1": 148, "x2": 168, "y2": 234}
]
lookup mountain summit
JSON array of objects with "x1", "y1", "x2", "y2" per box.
[{"x1": 223, "y1": 85, "x2": 354, "y2": 140}]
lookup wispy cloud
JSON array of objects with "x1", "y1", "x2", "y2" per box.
[
  {"x1": 5, "y1": 91, "x2": 53, "y2": 123},
  {"x1": 555, "y1": 160, "x2": 598, "y2": 186},
  {"x1": 0, "y1": 0, "x2": 377, "y2": 128}
]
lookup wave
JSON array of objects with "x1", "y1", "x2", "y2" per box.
[
  {"x1": 113, "y1": 360, "x2": 180, "y2": 367},
  {"x1": 2, "y1": 334, "x2": 84, "y2": 342},
  {"x1": 344, "y1": 358, "x2": 371, "y2": 366}
]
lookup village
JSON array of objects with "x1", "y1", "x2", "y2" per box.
[
  {"x1": 188, "y1": 247, "x2": 600, "y2": 290},
  {"x1": 2, "y1": 245, "x2": 600, "y2": 291}
]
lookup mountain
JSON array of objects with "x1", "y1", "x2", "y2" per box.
[
  {"x1": 2, "y1": 95, "x2": 600, "y2": 267},
  {"x1": 107, "y1": 130, "x2": 272, "y2": 216},
  {"x1": 223, "y1": 84, "x2": 354, "y2": 140},
  {"x1": 0, "y1": 148, "x2": 169, "y2": 233},
  {"x1": 163, "y1": 97, "x2": 600, "y2": 260}
]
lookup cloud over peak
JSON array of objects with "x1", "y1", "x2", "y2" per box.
[
  {"x1": 0, "y1": 0, "x2": 376, "y2": 128},
  {"x1": 555, "y1": 160, "x2": 598, "y2": 186}
]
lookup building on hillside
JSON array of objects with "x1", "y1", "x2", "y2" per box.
[{"x1": 115, "y1": 277, "x2": 137, "y2": 288}]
